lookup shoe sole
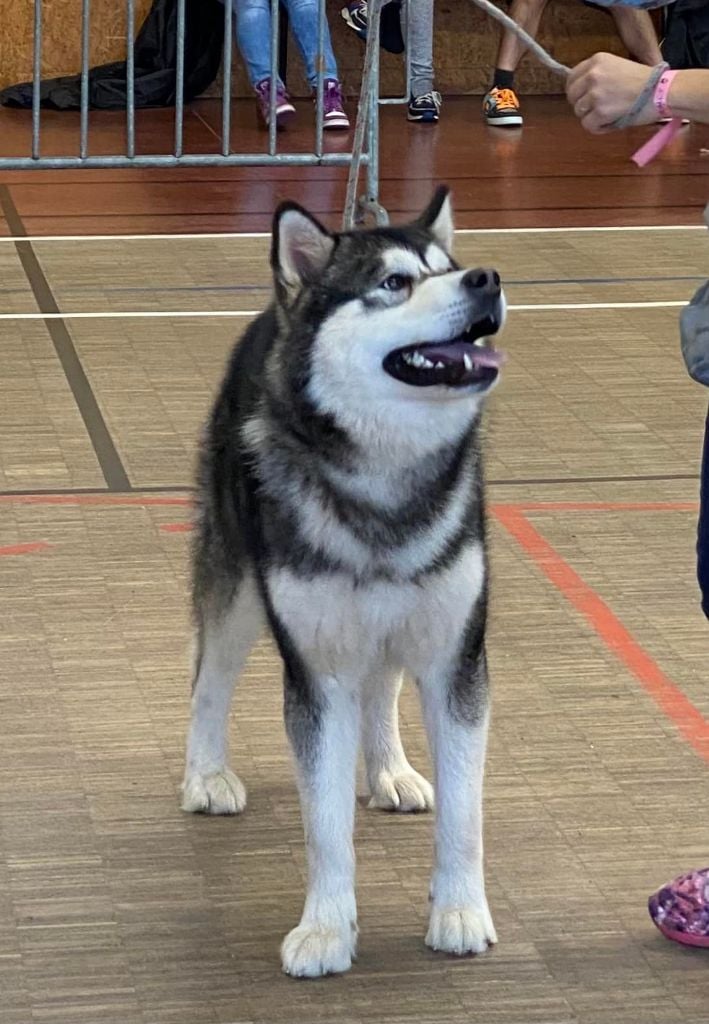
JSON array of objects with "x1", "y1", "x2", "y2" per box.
[
  {"x1": 257, "y1": 105, "x2": 296, "y2": 130},
  {"x1": 341, "y1": 9, "x2": 367, "y2": 39},
  {"x1": 276, "y1": 108, "x2": 296, "y2": 130},
  {"x1": 323, "y1": 116, "x2": 351, "y2": 130},
  {"x1": 407, "y1": 111, "x2": 439, "y2": 123},
  {"x1": 485, "y1": 114, "x2": 523, "y2": 127},
  {"x1": 655, "y1": 922, "x2": 709, "y2": 948}
]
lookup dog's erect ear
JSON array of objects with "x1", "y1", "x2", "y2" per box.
[
  {"x1": 417, "y1": 185, "x2": 454, "y2": 253},
  {"x1": 271, "y1": 203, "x2": 335, "y2": 294}
]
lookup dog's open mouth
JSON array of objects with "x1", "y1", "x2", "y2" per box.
[{"x1": 382, "y1": 315, "x2": 506, "y2": 390}]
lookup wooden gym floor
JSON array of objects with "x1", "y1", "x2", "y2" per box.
[{"x1": 1, "y1": 100, "x2": 709, "y2": 1024}]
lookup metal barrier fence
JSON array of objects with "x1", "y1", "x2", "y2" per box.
[{"x1": 0, "y1": 0, "x2": 413, "y2": 229}]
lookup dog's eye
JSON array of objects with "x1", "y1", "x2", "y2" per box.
[{"x1": 381, "y1": 274, "x2": 412, "y2": 292}]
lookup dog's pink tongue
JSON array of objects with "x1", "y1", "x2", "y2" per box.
[{"x1": 417, "y1": 341, "x2": 506, "y2": 368}]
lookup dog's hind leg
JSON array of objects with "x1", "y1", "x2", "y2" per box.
[
  {"x1": 362, "y1": 666, "x2": 434, "y2": 813},
  {"x1": 182, "y1": 571, "x2": 265, "y2": 815}
]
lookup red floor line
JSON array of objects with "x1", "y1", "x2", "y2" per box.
[
  {"x1": 160, "y1": 522, "x2": 193, "y2": 533},
  {"x1": 493, "y1": 505, "x2": 709, "y2": 762},
  {"x1": 0, "y1": 541, "x2": 51, "y2": 557}
]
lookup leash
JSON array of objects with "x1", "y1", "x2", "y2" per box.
[{"x1": 467, "y1": 0, "x2": 683, "y2": 165}]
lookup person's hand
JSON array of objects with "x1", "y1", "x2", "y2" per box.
[{"x1": 566, "y1": 52, "x2": 658, "y2": 134}]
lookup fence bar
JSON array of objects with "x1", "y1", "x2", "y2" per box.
[
  {"x1": 32, "y1": 0, "x2": 42, "y2": 159},
  {"x1": 174, "y1": 0, "x2": 186, "y2": 157},
  {"x1": 126, "y1": 0, "x2": 136, "y2": 158},
  {"x1": 343, "y1": 0, "x2": 383, "y2": 229},
  {"x1": 0, "y1": 152, "x2": 365, "y2": 170},
  {"x1": 314, "y1": 0, "x2": 325, "y2": 159},
  {"x1": 268, "y1": 0, "x2": 279, "y2": 156},
  {"x1": 222, "y1": 0, "x2": 233, "y2": 156},
  {"x1": 365, "y1": 21, "x2": 381, "y2": 217},
  {"x1": 79, "y1": 0, "x2": 91, "y2": 158},
  {"x1": 14, "y1": 0, "x2": 387, "y2": 225}
]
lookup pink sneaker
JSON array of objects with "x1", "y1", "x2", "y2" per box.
[
  {"x1": 320, "y1": 79, "x2": 350, "y2": 131},
  {"x1": 648, "y1": 868, "x2": 709, "y2": 948},
  {"x1": 254, "y1": 78, "x2": 295, "y2": 130}
]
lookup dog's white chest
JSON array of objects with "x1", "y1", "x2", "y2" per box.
[{"x1": 266, "y1": 542, "x2": 485, "y2": 679}]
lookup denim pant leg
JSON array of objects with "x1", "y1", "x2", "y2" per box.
[
  {"x1": 408, "y1": 0, "x2": 435, "y2": 97},
  {"x1": 233, "y1": 0, "x2": 280, "y2": 87},
  {"x1": 283, "y1": 0, "x2": 339, "y2": 87}
]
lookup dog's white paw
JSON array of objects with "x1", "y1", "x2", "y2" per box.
[
  {"x1": 281, "y1": 923, "x2": 356, "y2": 978},
  {"x1": 368, "y1": 768, "x2": 434, "y2": 812},
  {"x1": 181, "y1": 768, "x2": 247, "y2": 815},
  {"x1": 426, "y1": 901, "x2": 497, "y2": 956}
]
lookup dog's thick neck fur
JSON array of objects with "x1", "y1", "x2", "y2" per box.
[{"x1": 199, "y1": 189, "x2": 495, "y2": 586}]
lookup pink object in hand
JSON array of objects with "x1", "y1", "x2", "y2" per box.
[
  {"x1": 631, "y1": 67, "x2": 684, "y2": 167},
  {"x1": 631, "y1": 118, "x2": 683, "y2": 167}
]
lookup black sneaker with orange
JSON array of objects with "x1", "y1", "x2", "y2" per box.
[{"x1": 483, "y1": 87, "x2": 523, "y2": 128}]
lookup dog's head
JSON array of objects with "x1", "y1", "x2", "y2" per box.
[{"x1": 270, "y1": 188, "x2": 506, "y2": 450}]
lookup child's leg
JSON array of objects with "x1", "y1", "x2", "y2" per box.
[
  {"x1": 698, "y1": 406, "x2": 709, "y2": 619},
  {"x1": 408, "y1": 0, "x2": 435, "y2": 97},
  {"x1": 234, "y1": 0, "x2": 282, "y2": 87},
  {"x1": 609, "y1": 7, "x2": 662, "y2": 67},
  {"x1": 283, "y1": 0, "x2": 339, "y2": 86}
]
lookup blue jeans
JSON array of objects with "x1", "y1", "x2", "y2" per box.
[{"x1": 228, "y1": 0, "x2": 339, "y2": 88}]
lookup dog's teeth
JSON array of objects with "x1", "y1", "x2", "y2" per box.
[
  {"x1": 435, "y1": 361, "x2": 445, "y2": 369},
  {"x1": 463, "y1": 353, "x2": 473, "y2": 372},
  {"x1": 403, "y1": 352, "x2": 415, "y2": 365},
  {"x1": 421, "y1": 358, "x2": 434, "y2": 369},
  {"x1": 473, "y1": 338, "x2": 486, "y2": 348},
  {"x1": 411, "y1": 352, "x2": 424, "y2": 367}
]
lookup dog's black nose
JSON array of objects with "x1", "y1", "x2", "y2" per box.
[{"x1": 461, "y1": 268, "x2": 501, "y2": 297}]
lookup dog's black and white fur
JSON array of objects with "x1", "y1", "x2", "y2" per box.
[{"x1": 182, "y1": 188, "x2": 505, "y2": 977}]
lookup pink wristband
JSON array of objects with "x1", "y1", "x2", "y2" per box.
[{"x1": 653, "y1": 69, "x2": 678, "y2": 120}]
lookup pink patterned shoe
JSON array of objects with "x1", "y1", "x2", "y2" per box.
[
  {"x1": 254, "y1": 78, "x2": 295, "y2": 130},
  {"x1": 320, "y1": 79, "x2": 350, "y2": 131},
  {"x1": 648, "y1": 868, "x2": 709, "y2": 948}
]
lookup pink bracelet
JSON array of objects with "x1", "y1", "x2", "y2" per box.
[{"x1": 653, "y1": 69, "x2": 678, "y2": 120}]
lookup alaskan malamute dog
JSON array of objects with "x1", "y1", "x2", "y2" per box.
[{"x1": 182, "y1": 187, "x2": 505, "y2": 977}]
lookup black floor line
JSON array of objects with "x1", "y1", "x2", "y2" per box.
[{"x1": 0, "y1": 186, "x2": 131, "y2": 492}]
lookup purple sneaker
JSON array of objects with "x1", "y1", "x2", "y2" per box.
[
  {"x1": 648, "y1": 868, "x2": 709, "y2": 948},
  {"x1": 254, "y1": 78, "x2": 295, "y2": 130},
  {"x1": 319, "y1": 79, "x2": 350, "y2": 131}
]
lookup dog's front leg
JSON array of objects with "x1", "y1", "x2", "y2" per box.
[
  {"x1": 280, "y1": 668, "x2": 359, "y2": 978},
  {"x1": 419, "y1": 653, "x2": 496, "y2": 956}
]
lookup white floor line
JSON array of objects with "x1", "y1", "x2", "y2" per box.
[
  {"x1": 508, "y1": 300, "x2": 687, "y2": 312},
  {"x1": 0, "y1": 225, "x2": 703, "y2": 244},
  {"x1": 0, "y1": 300, "x2": 687, "y2": 321}
]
